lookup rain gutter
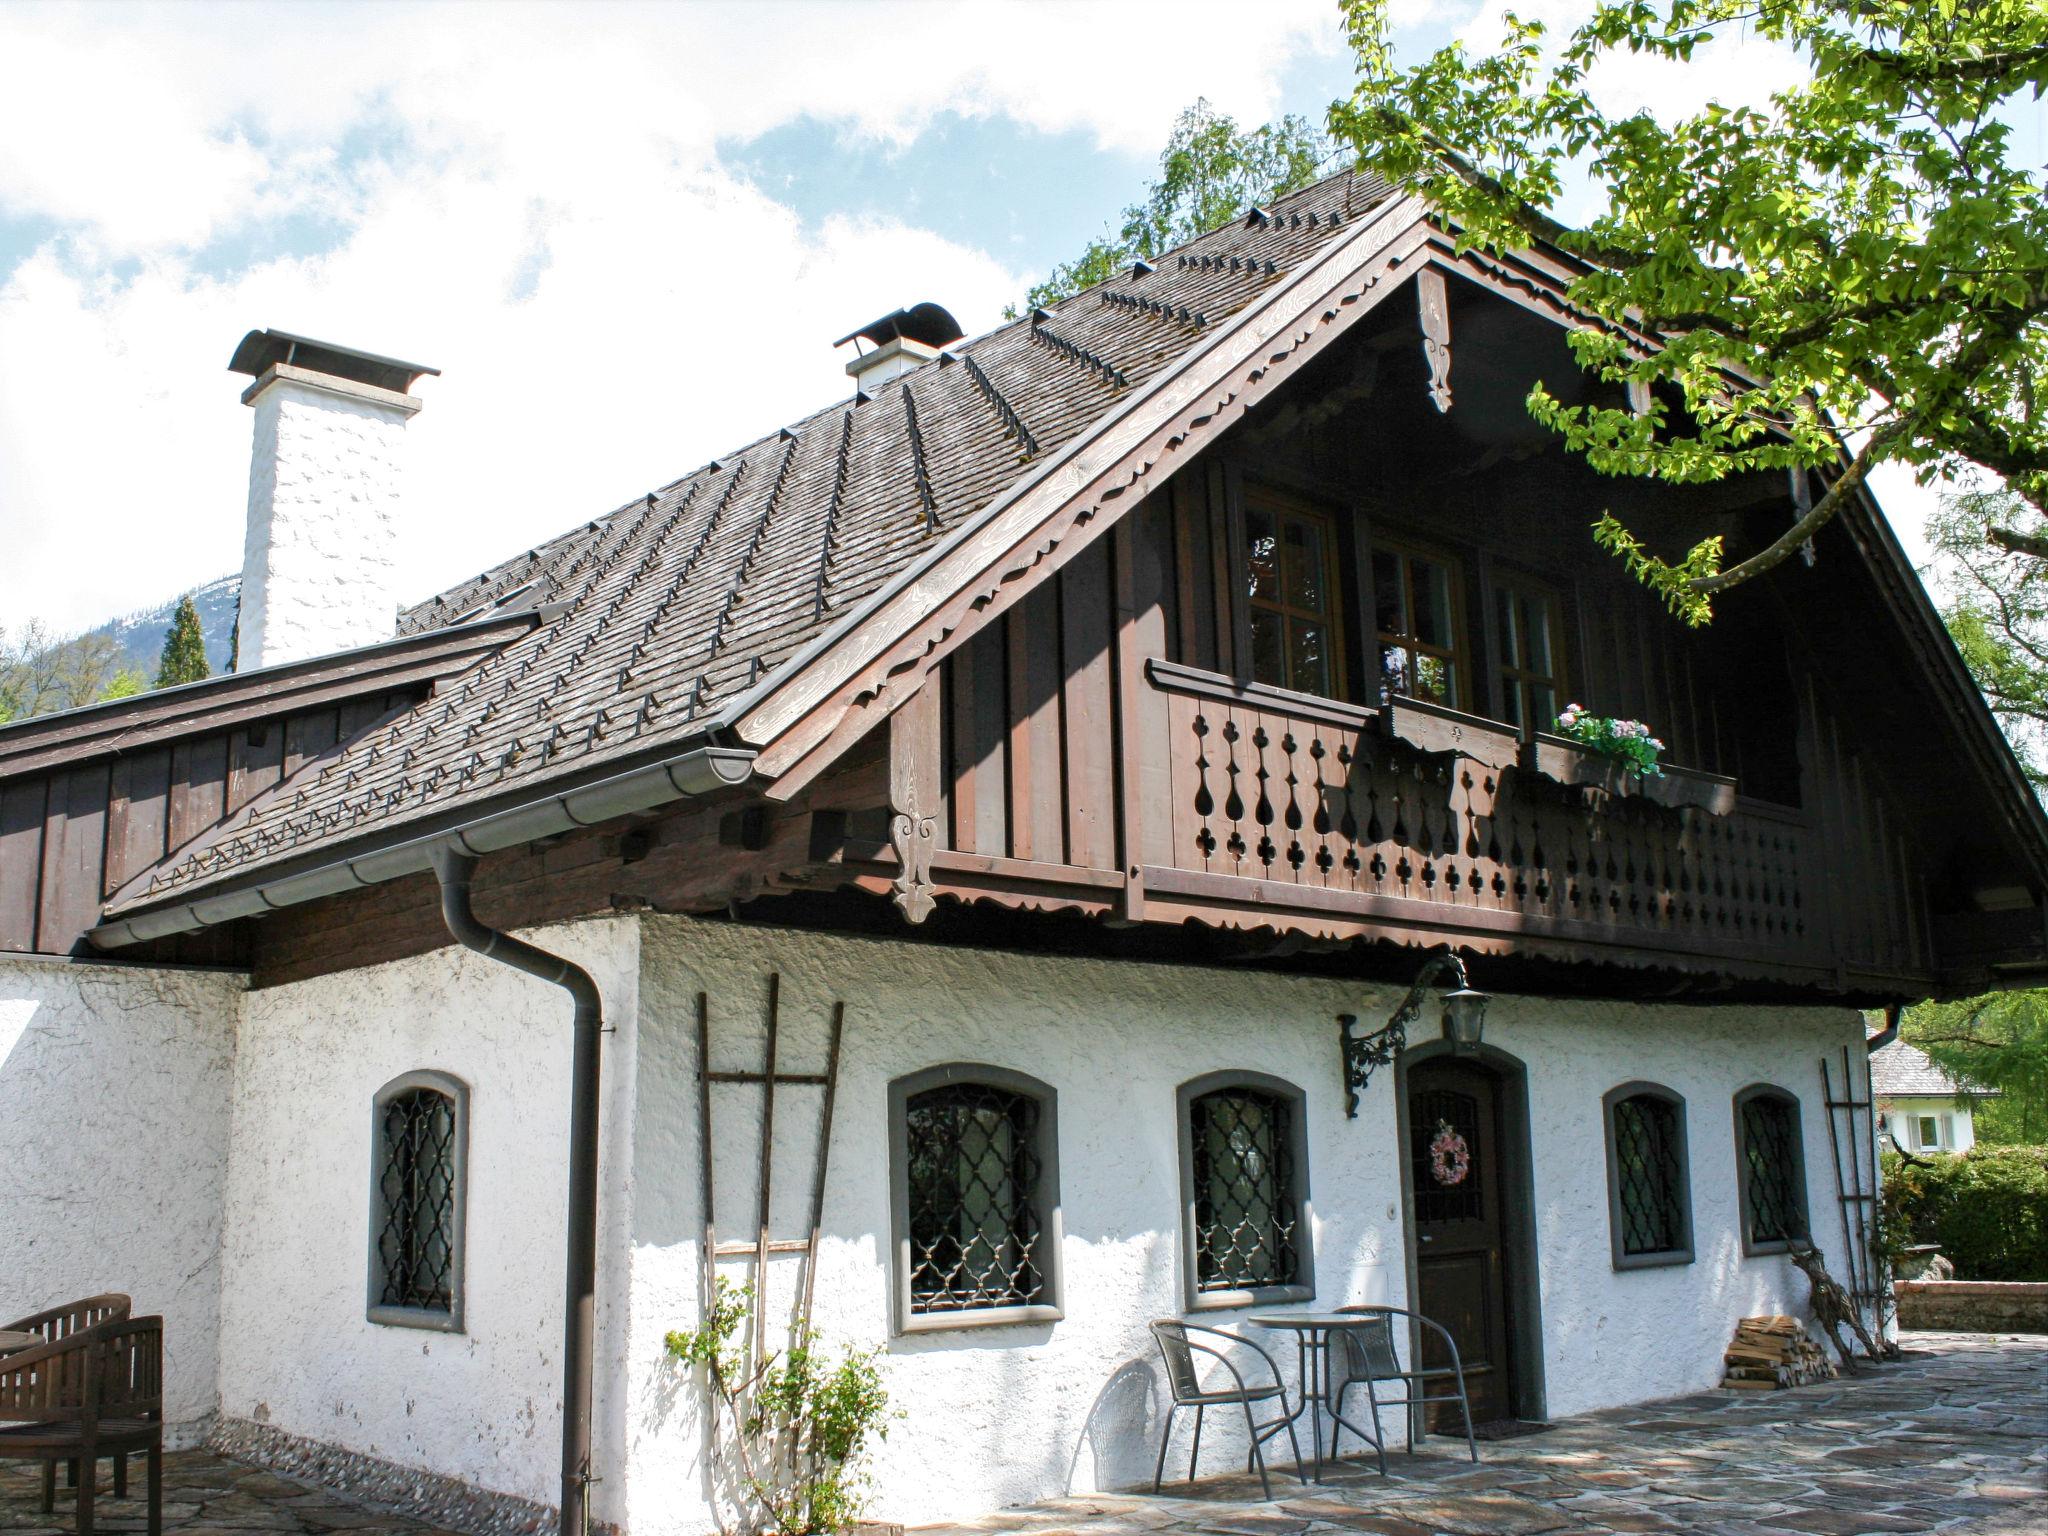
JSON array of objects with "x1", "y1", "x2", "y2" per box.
[{"x1": 89, "y1": 743, "x2": 757, "y2": 948}]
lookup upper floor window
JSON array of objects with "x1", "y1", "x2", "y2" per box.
[
  {"x1": 1177, "y1": 1072, "x2": 1313, "y2": 1309},
  {"x1": 889, "y1": 1064, "x2": 1062, "y2": 1331},
  {"x1": 1734, "y1": 1085, "x2": 1808, "y2": 1254},
  {"x1": 1493, "y1": 576, "x2": 1567, "y2": 731},
  {"x1": 1602, "y1": 1083, "x2": 1693, "y2": 1269},
  {"x1": 1245, "y1": 496, "x2": 1344, "y2": 698},
  {"x1": 1372, "y1": 540, "x2": 1464, "y2": 708},
  {"x1": 368, "y1": 1070, "x2": 468, "y2": 1332}
]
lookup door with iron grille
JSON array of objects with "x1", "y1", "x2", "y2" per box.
[{"x1": 1408, "y1": 1058, "x2": 1514, "y2": 1427}]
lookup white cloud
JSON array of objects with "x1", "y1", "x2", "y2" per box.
[{"x1": 0, "y1": 0, "x2": 1360, "y2": 635}]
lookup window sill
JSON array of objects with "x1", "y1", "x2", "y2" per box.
[
  {"x1": 1741, "y1": 1237, "x2": 1798, "y2": 1259},
  {"x1": 897, "y1": 1303, "x2": 1062, "y2": 1336},
  {"x1": 1612, "y1": 1248, "x2": 1694, "y2": 1272},
  {"x1": 367, "y1": 1303, "x2": 463, "y2": 1334},
  {"x1": 1186, "y1": 1283, "x2": 1314, "y2": 1313}
]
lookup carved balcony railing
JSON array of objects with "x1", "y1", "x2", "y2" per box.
[{"x1": 1141, "y1": 660, "x2": 1814, "y2": 967}]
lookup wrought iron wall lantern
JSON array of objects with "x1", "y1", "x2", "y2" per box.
[{"x1": 1338, "y1": 945, "x2": 1489, "y2": 1118}]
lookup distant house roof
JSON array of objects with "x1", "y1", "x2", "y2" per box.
[
  {"x1": 99, "y1": 170, "x2": 1395, "y2": 923},
  {"x1": 1869, "y1": 1038, "x2": 1999, "y2": 1099}
]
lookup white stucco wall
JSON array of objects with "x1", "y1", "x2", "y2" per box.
[
  {"x1": 624, "y1": 918, "x2": 1865, "y2": 1533},
  {"x1": 239, "y1": 373, "x2": 412, "y2": 669},
  {"x1": 217, "y1": 917, "x2": 640, "y2": 1525},
  {"x1": 0, "y1": 956, "x2": 241, "y2": 1441}
]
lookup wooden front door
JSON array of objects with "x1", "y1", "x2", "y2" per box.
[{"x1": 1408, "y1": 1058, "x2": 1516, "y2": 1427}]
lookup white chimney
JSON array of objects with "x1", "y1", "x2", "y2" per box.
[
  {"x1": 227, "y1": 329, "x2": 438, "y2": 670},
  {"x1": 834, "y1": 302, "x2": 964, "y2": 397}
]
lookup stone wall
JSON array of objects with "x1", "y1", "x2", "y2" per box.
[
  {"x1": 1896, "y1": 1281, "x2": 2048, "y2": 1334},
  {"x1": 0, "y1": 955, "x2": 241, "y2": 1441}
]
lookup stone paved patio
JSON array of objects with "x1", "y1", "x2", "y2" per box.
[
  {"x1": 927, "y1": 1333, "x2": 2048, "y2": 1536},
  {"x1": 0, "y1": 1334, "x2": 2041, "y2": 1536}
]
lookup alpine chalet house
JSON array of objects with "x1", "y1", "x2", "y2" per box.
[{"x1": 5, "y1": 168, "x2": 2046, "y2": 1536}]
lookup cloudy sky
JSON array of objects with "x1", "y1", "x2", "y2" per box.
[{"x1": 0, "y1": 0, "x2": 2008, "y2": 638}]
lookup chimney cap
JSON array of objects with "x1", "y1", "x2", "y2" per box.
[
  {"x1": 833, "y1": 302, "x2": 964, "y2": 352},
  {"x1": 228, "y1": 329, "x2": 440, "y2": 394}
]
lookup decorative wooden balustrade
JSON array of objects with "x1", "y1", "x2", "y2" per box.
[{"x1": 1140, "y1": 660, "x2": 1815, "y2": 968}]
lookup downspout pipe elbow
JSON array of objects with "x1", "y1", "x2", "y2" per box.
[
  {"x1": 428, "y1": 842, "x2": 601, "y2": 1536},
  {"x1": 1866, "y1": 1003, "x2": 1904, "y2": 1055}
]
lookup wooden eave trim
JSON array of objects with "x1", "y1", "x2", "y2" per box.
[
  {"x1": 0, "y1": 614, "x2": 535, "y2": 779},
  {"x1": 731, "y1": 192, "x2": 1438, "y2": 780}
]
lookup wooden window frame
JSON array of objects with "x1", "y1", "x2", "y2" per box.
[
  {"x1": 1601, "y1": 1081, "x2": 1694, "y2": 1271},
  {"x1": 367, "y1": 1068, "x2": 469, "y2": 1334},
  {"x1": 1369, "y1": 535, "x2": 1469, "y2": 712},
  {"x1": 1733, "y1": 1084, "x2": 1810, "y2": 1257},
  {"x1": 1240, "y1": 487, "x2": 1348, "y2": 701},
  {"x1": 1489, "y1": 569, "x2": 1571, "y2": 734},
  {"x1": 1176, "y1": 1070, "x2": 1315, "y2": 1312},
  {"x1": 887, "y1": 1062, "x2": 1065, "y2": 1334}
]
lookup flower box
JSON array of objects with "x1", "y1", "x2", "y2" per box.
[{"x1": 1520, "y1": 730, "x2": 1736, "y2": 815}]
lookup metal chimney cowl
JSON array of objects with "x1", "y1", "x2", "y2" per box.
[{"x1": 227, "y1": 329, "x2": 439, "y2": 671}]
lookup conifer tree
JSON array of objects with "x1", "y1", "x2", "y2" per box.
[{"x1": 155, "y1": 595, "x2": 211, "y2": 687}]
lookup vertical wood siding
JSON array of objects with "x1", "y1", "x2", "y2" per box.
[{"x1": 0, "y1": 691, "x2": 414, "y2": 956}]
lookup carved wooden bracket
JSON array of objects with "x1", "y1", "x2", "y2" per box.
[
  {"x1": 889, "y1": 677, "x2": 941, "y2": 923},
  {"x1": 1417, "y1": 268, "x2": 1452, "y2": 413}
]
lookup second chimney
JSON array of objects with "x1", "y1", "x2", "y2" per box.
[
  {"x1": 834, "y1": 302, "x2": 963, "y2": 397},
  {"x1": 227, "y1": 330, "x2": 438, "y2": 670}
]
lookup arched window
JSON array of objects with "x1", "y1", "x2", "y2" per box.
[
  {"x1": 1177, "y1": 1072, "x2": 1313, "y2": 1310},
  {"x1": 1734, "y1": 1085, "x2": 1808, "y2": 1255},
  {"x1": 368, "y1": 1070, "x2": 468, "y2": 1332},
  {"x1": 888, "y1": 1065, "x2": 1062, "y2": 1332},
  {"x1": 1602, "y1": 1082, "x2": 1693, "y2": 1269}
]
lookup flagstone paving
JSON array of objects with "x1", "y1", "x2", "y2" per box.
[
  {"x1": 0, "y1": 1333, "x2": 2040, "y2": 1536},
  {"x1": 924, "y1": 1332, "x2": 2048, "y2": 1536}
]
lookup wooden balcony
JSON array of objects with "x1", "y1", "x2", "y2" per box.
[{"x1": 1137, "y1": 660, "x2": 1815, "y2": 972}]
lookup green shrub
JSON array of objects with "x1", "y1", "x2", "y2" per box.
[{"x1": 1883, "y1": 1145, "x2": 2048, "y2": 1281}]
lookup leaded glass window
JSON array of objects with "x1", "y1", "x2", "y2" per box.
[
  {"x1": 1178, "y1": 1073, "x2": 1311, "y2": 1307},
  {"x1": 1604, "y1": 1084, "x2": 1692, "y2": 1268},
  {"x1": 368, "y1": 1071, "x2": 467, "y2": 1331},
  {"x1": 1736, "y1": 1087, "x2": 1807, "y2": 1252},
  {"x1": 898, "y1": 1074, "x2": 1056, "y2": 1319}
]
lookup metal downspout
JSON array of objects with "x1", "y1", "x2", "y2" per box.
[
  {"x1": 429, "y1": 844, "x2": 601, "y2": 1536},
  {"x1": 1867, "y1": 1003, "x2": 1903, "y2": 1054}
]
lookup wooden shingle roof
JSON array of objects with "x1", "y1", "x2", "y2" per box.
[{"x1": 110, "y1": 170, "x2": 1394, "y2": 916}]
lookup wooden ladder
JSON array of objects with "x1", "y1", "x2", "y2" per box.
[
  {"x1": 1819, "y1": 1044, "x2": 1883, "y2": 1327},
  {"x1": 696, "y1": 973, "x2": 846, "y2": 1365}
]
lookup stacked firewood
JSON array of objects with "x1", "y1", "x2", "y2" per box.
[{"x1": 1719, "y1": 1315, "x2": 1838, "y2": 1390}]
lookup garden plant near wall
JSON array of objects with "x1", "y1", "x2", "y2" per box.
[{"x1": 1883, "y1": 1145, "x2": 2048, "y2": 1282}]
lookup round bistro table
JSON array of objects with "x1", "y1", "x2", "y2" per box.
[{"x1": 1247, "y1": 1311, "x2": 1386, "y2": 1481}]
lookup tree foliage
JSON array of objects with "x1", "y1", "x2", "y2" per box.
[
  {"x1": 155, "y1": 594, "x2": 212, "y2": 688},
  {"x1": 1335, "y1": 0, "x2": 2048, "y2": 623},
  {"x1": 1930, "y1": 484, "x2": 2048, "y2": 788},
  {"x1": 0, "y1": 622, "x2": 132, "y2": 723},
  {"x1": 1018, "y1": 99, "x2": 1333, "y2": 314},
  {"x1": 1883, "y1": 1144, "x2": 2048, "y2": 1280},
  {"x1": 1904, "y1": 989, "x2": 2048, "y2": 1144}
]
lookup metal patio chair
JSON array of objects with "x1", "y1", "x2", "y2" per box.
[
  {"x1": 0, "y1": 1315, "x2": 163, "y2": 1536},
  {"x1": 1328, "y1": 1305, "x2": 1479, "y2": 1466},
  {"x1": 0, "y1": 1297, "x2": 132, "y2": 1500},
  {"x1": 1148, "y1": 1319, "x2": 1306, "y2": 1499}
]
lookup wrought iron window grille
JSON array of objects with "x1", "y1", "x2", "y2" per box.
[
  {"x1": 1603, "y1": 1083, "x2": 1693, "y2": 1267},
  {"x1": 903, "y1": 1080, "x2": 1049, "y2": 1315},
  {"x1": 367, "y1": 1070, "x2": 467, "y2": 1332},
  {"x1": 1191, "y1": 1089, "x2": 1300, "y2": 1292},
  {"x1": 1738, "y1": 1089, "x2": 1807, "y2": 1251}
]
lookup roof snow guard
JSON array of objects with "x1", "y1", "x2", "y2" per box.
[{"x1": 228, "y1": 329, "x2": 441, "y2": 395}]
